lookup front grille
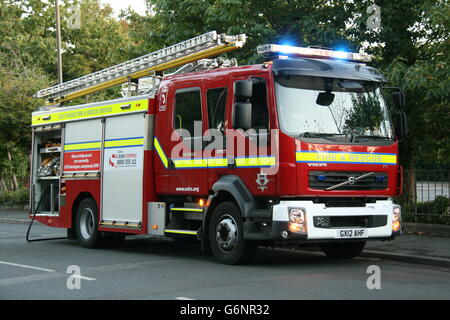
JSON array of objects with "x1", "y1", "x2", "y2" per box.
[
  {"x1": 313, "y1": 215, "x2": 388, "y2": 228},
  {"x1": 309, "y1": 171, "x2": 388, "y2": 191}
]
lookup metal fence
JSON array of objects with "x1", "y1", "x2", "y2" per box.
[{"x1": 396, "y1": 170, "x2": 450, "y2": 224}]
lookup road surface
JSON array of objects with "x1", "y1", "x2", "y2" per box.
[{"x1": 0, "y1": 221, "x2": 449, "y2": 300}]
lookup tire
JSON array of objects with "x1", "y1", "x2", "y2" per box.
[
  {"x1": 320, "y1": 241, "x2": 366, "y2": 259},
  {"x1": 208, "y1": 201, "x2": 257, "y2": 265},
  {"x1": 75, "y1": 198, "x2": 102, "y2": 248}
]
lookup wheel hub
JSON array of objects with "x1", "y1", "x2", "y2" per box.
[
  {"x1": 216, "y1": 215, "x2": 238, "y2": 253},
  {"x1": 79, "y1": 208, "x2": 94, "y2": 240}
]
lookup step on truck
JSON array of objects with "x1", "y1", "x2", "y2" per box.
[{"x1": 30, "y1": 31, "x2": 407, "y2": 264}]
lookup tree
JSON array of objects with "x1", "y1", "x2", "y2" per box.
[
  {"x1": 0, "y1": 0, "x2": 136, "y2": 190},
  {"x1": 140, "y1": 0, "x2": 357, "y2": 63}
]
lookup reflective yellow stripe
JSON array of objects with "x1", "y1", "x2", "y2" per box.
[
  {"x1": 64, "y1": 141, "x2": 101, "y2": 151},
  {"x1": 207, "y1": 158, "x2": 228, "y2": 168},
  {"x1": 172, "y1": 158, "x2": 228, "y2": 168},
  {"x1": 296, "y1": 151, "x2": 397, "y2": 165},
  {"x1": 172, "y1": 156, "x2": 275, "y2": 169},
  {"x1": 165, "y1": 229, "x2": 198, "y2": 235},
  {"x1": 154, "y1": 137, "x2": 168, "y2": 168},
  {"x1": 170, "y1": 208, "x2": 204, "y2": 212},
  {"x1": 104, "y1": 137, "x2": 144, "y2": 148},
  {"x1": 235, "y1": 156, "x2": 276, "y2": 167},
  {"x1": 173, "y1": 158, "x2": 208, "y2": 169},
  {"x1": 32, "y1": 99, "x2": 148, "y2": 125}
]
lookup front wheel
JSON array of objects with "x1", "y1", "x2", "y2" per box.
[
  {"x1": 208, "y1": 201, "x2": 256, "y2": 265},
  {"x1": 320, "y1": 241, "x2": 366, "y2": 259}
]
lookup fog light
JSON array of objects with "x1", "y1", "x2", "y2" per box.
[
  {"x1": 289, "y1": 223, "x2": 306, "y2": 233},
  {"x1": 281, "y1": 231, "x2": 289, "y2": 239},
  {"x1": 392, "y1": 205, "x2": 401, "y2": 232}
]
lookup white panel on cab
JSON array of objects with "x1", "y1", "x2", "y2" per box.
[{"x1": 101, "y1": 113, "x2": 146, "y2": 224}]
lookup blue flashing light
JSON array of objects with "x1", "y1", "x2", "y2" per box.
[
  {"x1": 277, "y1": 44, "x2": 297, "y2": 55},
  {"x1": 334, "y1": 48, "x2": 350, "y2": 60}
]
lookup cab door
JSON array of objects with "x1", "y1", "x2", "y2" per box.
[
  {"x1": 204, "y1": 82, "x2": 230, "y2": 187},
  {"x1": 230, "y1": 74, "x2": 277, "y2": 195},
  {"x1": 168, "y1": 85, "x2": 208, "y2": 196}
]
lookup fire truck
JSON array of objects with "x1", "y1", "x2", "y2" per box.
[{"x1": 30, "y1": 31, "x2": 407, "y2": 264}]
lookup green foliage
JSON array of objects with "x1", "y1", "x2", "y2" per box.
[
  {"x1": 344, "y1": 92, "x2": 384, "y2": 134},
  {"x1": 0, "y1": 0, "x2": 134, "y2": 190},
  {"x1": 402, "y1": 196, "x2": 450, "y2": 225},
  {"x1": 0, "y1": 187, "x2": 29, "y2": 208},
  {"x1": 141, "y1": 0, "x2": 357, "y2": 64},
  {"x1": 61, "y1": 0, "x2": 133, "y2": 81}
]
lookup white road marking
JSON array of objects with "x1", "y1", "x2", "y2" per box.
[
  {"x1": 176, "y1": 296, "x2": 195, "y2": 300},
  {"x1": 72, "y1": 275, "x2": 96, "y2": 281},
  {"x1": 0, "y1": 260, "x2": 55, "y2": 273},
  {"x1": 0, "y1": 273, "x2": 62, "y2": 286}
]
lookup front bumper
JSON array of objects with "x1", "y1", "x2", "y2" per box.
[{"x1": 244, "y1": 199, "x2": 401, "y2": 241}]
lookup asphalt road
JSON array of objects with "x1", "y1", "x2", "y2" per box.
[{"x1": 1, "y1": 221, "x2": 449, "y2": 300}]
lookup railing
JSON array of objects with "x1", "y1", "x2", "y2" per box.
[{"x1": 396, "y1": 170, "x2": 450, "y2": 224}]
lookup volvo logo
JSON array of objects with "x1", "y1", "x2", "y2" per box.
[
  {"x1": 348, "y1": 176, "x2": 356, "y2": 185},
  {"x1": 326, "y1": 172, "x2": 375, "y2": 190}
]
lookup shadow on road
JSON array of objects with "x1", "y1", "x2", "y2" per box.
[{"x1": 56, "y1": 236, "x2": 357, "y2": 268}]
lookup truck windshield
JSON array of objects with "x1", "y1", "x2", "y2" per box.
[{"x1": 274, "y1": 75, "x2": 394, "y2": 141}]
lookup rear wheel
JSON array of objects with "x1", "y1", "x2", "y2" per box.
[
  {"x1": 208, "y1": 201, "x2": 256, "y2": 265},
  {"x1": 320, "y1": 241, "x2": 366, "y2": 259},
  {"x1": 75, "y1": 198, "x2": 102, "y2": 248},
  {"x1": 75, "y1": 198, "x2": 125, "y2": 248}
]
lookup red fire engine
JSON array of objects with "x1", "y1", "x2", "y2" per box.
[{"x1": 30, "y1": 31, "x2": 407, "y2": 264}]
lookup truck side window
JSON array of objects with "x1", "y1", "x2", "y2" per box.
[
  {"x1": 250, "y1": 78, "x2": 269, "y2": 131},
  {"x1": 174, "y1": 88, "x2": 202, "y2": 137},
  {"x1": 207, "y1": 87, "x2": 227, "y2": 132}
]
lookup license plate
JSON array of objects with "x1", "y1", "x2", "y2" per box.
[{"x1": 336, "y1": 228, "x2": 368, "y2": 239}]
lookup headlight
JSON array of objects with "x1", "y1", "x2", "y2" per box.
[
  {"x1": 392, "y1": 205, "x2": 401, "y2": 232},
  {"x1": 288, "y1": 207, "x2": 307, "y2": 233},
  {"x1": 289, "y1": 207, "x2": 305, "y2": 224}
]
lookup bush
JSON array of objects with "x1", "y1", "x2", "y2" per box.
[
  {"x1": 0, "y1": 188, "x2": 29, "y2": 209},
  {"x1": 400, "y1": 195, "x2": 450, "y2": 225}
]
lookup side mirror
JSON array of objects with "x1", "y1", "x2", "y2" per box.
[
  {"x1": 395, "y1": 111, "x2": 408, "y2": 141},
  {"x1": 316, "y1": 92, "x2": 335, "y2": 106},
  {"x1": 233, "y1": 102, "x2": 252, "y2": 130},
  {"x1": 234, "y1": 80, "x2": 253, "y2": 99},
  {"x1": 392, "y1": 91, "x2": 406, "y2": 109}
]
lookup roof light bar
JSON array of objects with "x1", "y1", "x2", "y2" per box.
[{"x1": 257, "y1": 44, "x2": 372, "y2": 63}]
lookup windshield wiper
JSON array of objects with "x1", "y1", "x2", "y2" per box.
[
  {"x1": 300, "y1": 132, "x2": 346, "y2": 139},
  {"x1": 352, "y1": 135, "x2": 392, "y2": 141}
]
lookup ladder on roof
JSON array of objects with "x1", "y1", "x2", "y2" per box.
[{"x1": 35, "y1": 31, "x2": 246, "y2": 104}]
